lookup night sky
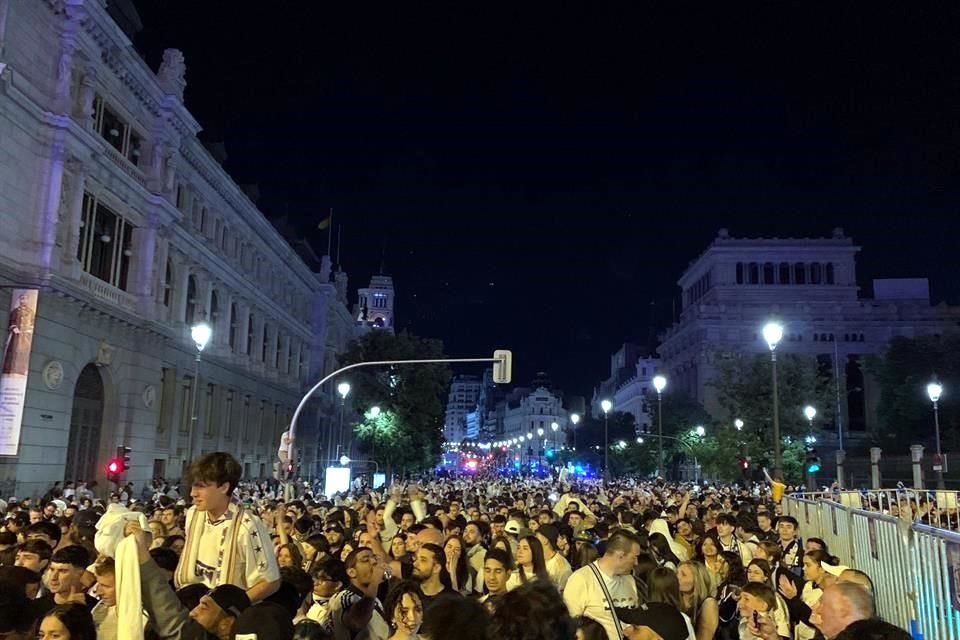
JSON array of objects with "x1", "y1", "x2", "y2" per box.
[{"x1": 132, "y1": 2, "x2": 960, "y2": 396}]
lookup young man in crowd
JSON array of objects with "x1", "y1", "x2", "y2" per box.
[{"x1": 412, "y1": 543, "x2": 455, "y2": 608}]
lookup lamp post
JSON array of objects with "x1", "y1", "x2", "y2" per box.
[
  {"x1": 693, "y1": 425, "x2": 705, "y2": 483},
  {"x1": 652, "y1": 375, "x2": 667, "y2": 478},
  {"x1": 803, "y1": 405, "x2": 817, "y2": 490},
  {"x1": 336, "y1": 381, "x2": 351, "y2": 463},
  {"x1": 551, "y1": 421, "x2": 559, "y2": 450},
  {"x1": 601, "y1": 399, "x2": 612, "y2": 479},
  {"x1": 927, "y1": 381, "x2": 945, "y2": 489},
  {"x1": 188, "y1": 322, "x2": 212, "y2": 466},
  {"x1": 570, "y1": 413, "x2": 580, "y2": 451},
  {"x1": 763, "y1": 321, "x2": 785, "y2": 480}
]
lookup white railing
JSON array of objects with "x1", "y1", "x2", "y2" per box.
[
  {"x1": 79, "y1": 272, "x2": 137, "y2": 309},
  {"x1": 784, "y1": 493, "x2": 960, "y2": 640},
  {"x1": 790, "y1": 488, "x2": 960, "y2": 531},
  {"x1": 101, "y1": 143, "x2": 148, "y2": 189}
]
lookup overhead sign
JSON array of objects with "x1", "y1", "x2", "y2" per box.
[{"x1": 0, "y1": 289, "x2": 39, "y2": 456}]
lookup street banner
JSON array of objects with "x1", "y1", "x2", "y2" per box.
[{"x1": 0, "y1": 289, "x2": 38, "y2": 455}]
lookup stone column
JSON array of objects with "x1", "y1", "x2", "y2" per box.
[
  {"x1": 77, "y1": 65, "x2": 97, "y2": 130},
  {"x1": 61, "y1": 159, "x2": 86, "y2": 276},
  {"x1": 214, "y1": 291, "x2": 232, "y2": 350},
  {"x1": 153, "y1": 236, "x2": 169, "y2": 307},
  {"x1": 171, "y1": 258, "x2": 190, "y2": 325},
  {"x1": 911, "y1": 444, "x2": 925, "y2": 490},
  {"x1": 870, "y1": 447, "x2": 882, "y2": 489},
  {"x1": 130, "y1": 225, "x2": 157, "y2": 301},
  {"x1": 835, "y1": 449, "x2": 846, "y2": 488},
  {"x1": 237, "y1": 302, "x2": 250, "y2": 357}
]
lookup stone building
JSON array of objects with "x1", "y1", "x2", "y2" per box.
[
  {"x1": 657, "y1": 228, "x2": 960, "y2": 440},
  {"x1": 0, "y1": 1, "x2": 344, "y2": 496},
  {"x1": 591, "y1": 343, "x2": 659, "y2": 434},
  {"x1": 444, "y1": 374, "x2": 481, "y2": 443}
]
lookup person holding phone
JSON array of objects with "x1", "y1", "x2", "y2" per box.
[{"x1": 737, "y1": 583, "x2": 785, "y2": 640}]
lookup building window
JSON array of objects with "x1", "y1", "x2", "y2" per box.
[
  {"x1": 246, "y1": 314, "x2": 255, "y2": 356},
  {"x1": 261, "y1": 324, "x2": 269, "y2": 362},
  {"x1": 794, "y1": 263, "x2": 806, "y2": 284},
  {"x1": 287, "y1": 341, "x2": 294, "y2": 374},
  {"x1": 92, "y1": 96, "x2": 143, "y2": 163},
  {"x1": 810, "y1": 262, "x2": 822, "y2": 284},
  {"x1": 778, "y1": 262, "x2": 791, "y2": 284},
  {"x1": 77, "y1": 193, "x2": 134, "y2": 290},
  {"x1": 735, "y1": 263, "x2": 744, "y2": 284},
  {"x1": 748, "y1": 262, "x2": 759, "y2": 284},
  {"x1": 763, "y1": 263, "x2": 775, "y2": 284},
  {"x1": 825, "y1": 263, "x2": 835, "y2": 284},
  {"x1": 229, "y1": 303, "x2": 238, "y2": 350},
  {"x1": 179, "y1": 376, "x2": 194, "y2": 434},
  {"x1": 163, "y1": 259, "x2": 174, "y2": 307},
  {"x1": 274, "y1": 333, "x2": 282, "y2": 369},
  {"x1": 210, "y1": 290, "x2": 220, "y2": 325},
  {"x1": 185, "y1": 276, "x2": 198, "y2": 325}
]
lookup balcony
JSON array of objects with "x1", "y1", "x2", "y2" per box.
[
  {"x1": 79, "y1": 272, "x2": 137, "y2": 310},
  {"x1": 102, "y1": 143, "x2": 148, "y2": 190}
]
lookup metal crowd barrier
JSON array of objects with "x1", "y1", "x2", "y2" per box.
[{"x1": 784, "y1": 493, "x2": 960, "y2": 640}]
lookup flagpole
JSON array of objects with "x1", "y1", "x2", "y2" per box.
[
  {"x1": 326, "y1": 208, "x2": 333, "y2": 258},
  {"x1": 336, "y1": 224, "x2": 342, "y2": 270}
]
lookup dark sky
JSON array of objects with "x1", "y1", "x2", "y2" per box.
[{"x1": 132, "y1": 2, "x2": 960, "y2": 397}]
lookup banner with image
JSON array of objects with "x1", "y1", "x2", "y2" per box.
[{"x1": 0, "y1": 289, "x2": 38, "y2": 456}]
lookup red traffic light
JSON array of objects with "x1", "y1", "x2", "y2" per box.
[
  {"x1": 740, "y1": 459, "x2": 749, "y2": 470},
  {"x1": 108, "y1": 460, "x2": 120, "y2": 473}
]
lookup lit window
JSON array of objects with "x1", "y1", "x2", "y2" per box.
[{"x1": 77, "y1": 193, "x2": 134, "y2": 290}]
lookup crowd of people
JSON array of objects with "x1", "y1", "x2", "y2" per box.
[{"x1": 0, "y1": 452, "x2": 912, "y2": 640}]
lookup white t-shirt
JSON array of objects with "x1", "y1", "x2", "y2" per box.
[
  {"x1": 546, "y1": 551, "x2": 573, "y2": 592},
  {"x1": 563, "y1": 562, "x2": 639, "y2": 640},
  {"x1": 192, "y1": 507, "x2": 280, "y2": 590}
]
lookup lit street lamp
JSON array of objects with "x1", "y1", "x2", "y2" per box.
[
  {"x1": 188, "y1": 322, "x2": 212, "y2": 464},
  {"x1": 551, "y1": 421, "x2": 559, "y2": 449},
  {"x1": 734, "y1": 418, "x2": 744, "y2": 431},
  {"x1": 763, "y1": 321, "x2": 785, "y2": 479},
  {"x1": 570, "y1": 413, "x2": 581, "y2": 450},
  {"x1": 927, "y1": 381, "x2": 945, "y2": 489},
  {"x1": 601, "y1": 399, "x2": 613, "y2": 479},
  {"x1": 336, "y1": 381, "x2": 351, "y2": 463},
  {"x1": 653, "y1": 375, "x2": 667, "y2": 478},
  {"x1": 369, "y1": 406, "x2": 381, "y2": 418}
]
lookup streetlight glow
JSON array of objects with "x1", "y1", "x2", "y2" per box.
[
  {"x1": 337, "y1": 382, "x2": 351, "y2": 399},
  {"x1": 191, "y1": 322, "x2": 212, "y2": 352},
  {"x1": 551, "y1": 421, "x2": 559, "y2": 432},
  {"x1": 600, "y1": 399, "x2": 612, "y2": 414},
  {"x1": 339, "y1": 455, "x2": 351, "y2": 465},
  {"x1": 537, "y1": 427, "x2": 544, "y2": 437},
  {"x1": 652, "y1": 375, "x2": 667, "y2": 394},
  {"x1": 527, "y1": 433, "x2": 533, "y2": 440},
  {"x1": 570, "y1": 413, "x2": 581, "y2": 425},
  {"x1": 637, "y1": 437, "x2": 644, "y2": 444},
  {"x1": 803, "y1": 405, "x2": 817, "y2": 422},
  {"x1": 762, "y1": 321, "x2": 784, "y2": 351},
  {"x1": 734, "y1": 418, "x2": 744, "y2": 430},
  {"x1": 928, "y1": 382, "x2": 943, "y2": 403},
  {"x1": 369, "y1": 406, "x2": 381, "y2": 418},
  {"x1": 695, "y1": 425, "x2": 706, "y2": 437}
]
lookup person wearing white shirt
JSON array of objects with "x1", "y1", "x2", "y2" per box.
[
  {"x1": 563, "y1": 530, "x2": 643, "y2": 640},
  {"x1": 535, "y1": 524, "x2": 572, "y2": 592}
]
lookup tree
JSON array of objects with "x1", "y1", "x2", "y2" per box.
[
  {"x1": 338, "y1": 330, "x2": 451, "y2": 475},
  {"x1": 867, "y1": 335, "x2": 960, "y2": 451},
  {"x1": 709, "y1": 352, "x2": 835, "y2": 482}
]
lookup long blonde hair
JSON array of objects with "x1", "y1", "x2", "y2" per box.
[{"x1": 678, "y1": 560, "x2": 715, "y2": 620}]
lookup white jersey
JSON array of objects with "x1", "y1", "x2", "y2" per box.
[{"x1": 563, "y1": 562, "x2": 639, "y2": 640}]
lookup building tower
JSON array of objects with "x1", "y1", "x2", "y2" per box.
[{"x1": 356, "y1": 275, "x2": 395, "y2": 333}]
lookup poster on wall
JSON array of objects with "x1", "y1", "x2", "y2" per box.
[{"x1": 0, "y1": 289, "x2": 38, "y2": 456}]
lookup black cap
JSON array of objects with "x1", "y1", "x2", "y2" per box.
[{"x1": 207, "y1": 584, "x2": 250, "y2": 618}]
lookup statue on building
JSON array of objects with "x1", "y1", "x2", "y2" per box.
[{"x1": 157, "y1": 48, "x2": 186, "y2": 100}]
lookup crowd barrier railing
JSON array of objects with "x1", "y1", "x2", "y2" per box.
[{"x1": 784, "y1": 493, "x2": 960, "y2": 640}]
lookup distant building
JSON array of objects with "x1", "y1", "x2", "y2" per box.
[
  {"x1": 444, "y1": 375, "x2": 482, "y2": 442},
  {"x1": 657, "y1": 228, "x2": 960, "y2": 439},
  {"x1": 592, "y1": 344, "x2": 659, "y2": 433},
  {"x1": 356, "y1": 274, "x2": 396, "y2": 333},
  {"x1": 501, "y1": 387, "x2": 568, "y2": 445}
]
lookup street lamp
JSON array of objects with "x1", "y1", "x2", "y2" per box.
[
  {"x1": 369, "y1": 406, "x2": 381, "y2": 418},
  {"x1": 691, "y1": 425, "x2": 706, "y2": 483},
  {"x1": 570, "y1": 412, "x2": 580, "y2": 450},
  {"x1": 927, "y1": 381, "x2": 945, "y2": 489},
  {"x1": 695, "y1": 425, "x2": 706, "y2": 437},
  {"x1": 637, "y1": 437, "x2": 644, "y2": 444},
  {"x1": 601, "y1": 399, "x2": 613, "y2": 479},
  {"x1": 734, "y1": 418, "x2": 744, "y2": 431},
  {"x1": 537, "y1": 427, "x2": 544, "y2": 437},
  {"x1": 652, "y1": 375, "x2": 667, "y2": 479},
  {"x1": 188, "y1": 322, "x2": 212, "y2": 464},
  {"x1": 763, "y1": 321, "x2": 785, "y2": 479},
  {"x1": 336, "y1": 381, "x2": 351, "y2": 463}
]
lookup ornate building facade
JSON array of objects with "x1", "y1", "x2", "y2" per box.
[{"x1": 0, "y1": 1, "x2": 343, "y2": 495}]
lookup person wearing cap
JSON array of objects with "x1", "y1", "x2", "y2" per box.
[
  {"x1": 174, "y1": 453, "x2": 280, "y2": 604},
  {"x1": 535, "y1": 523, "x2": 572, "y2": 592},
  {"x1": 563, "y1": 530, "x2": 643, "y2": 640}
]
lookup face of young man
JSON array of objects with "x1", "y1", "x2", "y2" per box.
[
  {"x1": 15, "y1": 550, "x2": 48, "y2": 574},
  {"x1": 190, "y1": 481, "x2": 230, "y2": 514},
  {"x1": 484, "y1": 559, "x2": 508, "y2": 594},
  {"x1": 96, "y1": 572, "x2": 117, "y2": 607},
  {"x1": 160, "y1": 509, "x2": 177, "y2": 528},
  {"x1": 45, "y1": 562, "x2": 81, "y2": 596},
  {"x1": 412, "y1": 549, "x2": 439, "y2": 583},
  {"x1": 779, "y1": 522, "x2": 796, "y2": 543}
]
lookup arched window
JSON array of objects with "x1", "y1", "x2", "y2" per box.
[
  {"x1": 825, "y1": 263, "x2": 835, "y2": 284},
  {"x1": 810, "y1": 263, "x2": 822, "y2": 284},
  {"x1": 736, "y1": 263, "x2": 744, "y2": 284},
  {"x1": 763, "y1": 263, "x2": 775, "y2": 284},
  {"x1": 229, "y1": 303, "x2": 238, "y2": 350},
  {"x1": 163, "y1": 259, "x2": 174, "y2": 307},
  {"x1": 274, "y1": 333, "x2": 282, "y2": 369},
  {"x1": 794, "y1": 263, "x2": 806, "y2": 284},
  {"x1": 185, "y1": 275, "x2": 198, "y2": 325},
  {"x1": 748, "y1": 262, "x2": 759, "y2": 284},
  {"x1": 778, "y1": 262, "x2": 791, "y2": 284},
  {"x1": 261, "y1": 324, "x2": 269, "y2": 362}
]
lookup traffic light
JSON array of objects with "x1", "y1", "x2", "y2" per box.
[
  {"x1": 805, "y1": 447, "x2": 821, "y2": 473},
  {"x1": 493, "y1": 350, "x2": 512, "y2": 384},
  {"x1": 106, "y1": 457, "x2": 123, "y2": 483},
  {"x1": 121, "y1": 446, "x2": 131, "y2": 470},
  {"x1": 740, "y1": 458, "x2": 750, "y2": 471}
]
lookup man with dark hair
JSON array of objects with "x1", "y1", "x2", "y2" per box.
[
  {"x1": 776, "y1": 516, "x2": 803, "y2": 575},
  {"x1": 564, "y1": 530, "x2": 642, "y2": 640},
  {"x1": 757, "y1": 511, "x2": 777, "y2": 543},
  {"x1": 536, "y1": 523, "x2": 572, "y2": 592},
  {"x1": 159, "y1": 505, "x2": 184, "y2": 538},
  {"x1": 31, "y1": 545, "x2": 96, "y2": 620},
  {"x1": 15, "y1": 538, "x2": 52, "y2": 575},
  {"x1": 25, "y1": 521, "x2": 61, "y2": 548},
  {"x1": 323, "y1": 547, "x2": 389, "y2": 639},
  {"x1": 174, "y1": 452, "x2": 280, "y2": 604},
  {"x1": 412, "y1": 542, "x2": 454, "y2": 608},
  {"x1": 716, "y1": 513, "x2": 752, "y2": 565},
  {"x1": 462, "y1": 520, "x2": 486, "y2": 595}
]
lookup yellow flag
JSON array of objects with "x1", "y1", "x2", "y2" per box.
[{"x1": 317, "y1": 216, "x2": 331, "y2": 230}]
